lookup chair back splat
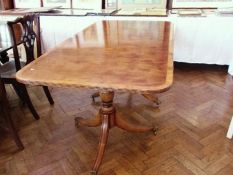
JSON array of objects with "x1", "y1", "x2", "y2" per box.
[{"x1": 7, "y1": 14, "x2": 41, "y2": 71}]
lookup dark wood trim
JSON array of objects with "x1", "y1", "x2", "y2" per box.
[
  {"x1": 1, "y1": 0, "x2": 14, "y2": 10},
  {"x1": 102, "y1": 0, "x2": 105, "y2": 9},
  {"x1": 167, "y1": 0, "x2": 173, "y2": 10}
]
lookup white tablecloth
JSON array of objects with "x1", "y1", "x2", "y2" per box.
[{"x1": 173, "y1": 16, "x2": 233, "y2": 66}]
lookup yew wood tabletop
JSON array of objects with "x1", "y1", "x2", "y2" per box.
[{"x1": 16, "y1": 20, "x2": 174, "y2": 174}]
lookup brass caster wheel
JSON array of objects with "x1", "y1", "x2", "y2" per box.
[
  {"x1": 74, "y1": 117, "x2": 81, "y2": 128},
  {"x1": 91, "y1": 92, "x2": 100, "y2": 103},
  {"x1": 91, "y1": 95, "x2": 96, "y2": 103},
  {"x1": 153, "y1": 99, "x2": 161, "y2": 108},
  {"x1": 156, "y1": 99, "x2": 161, "y2": 105},
  {"x1": 153, "y1": 127, "x2": 158, "y2": 136},
  {"x1": 153, "y1": 104, "x2": 160, "y2": 108},
  {"x1": 90, "y1": 171, "x2": 97, "y2": 175}
]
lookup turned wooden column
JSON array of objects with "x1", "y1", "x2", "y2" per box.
[
  {"x1": 91, "y1": 92, "x2": 161, "y2": 107},
  {"x1": 77, "y1": 90, "x2": 157, "y2": 174},
  {"x1": 91, "y1": 91, "x2": 115, "y2": 174}
]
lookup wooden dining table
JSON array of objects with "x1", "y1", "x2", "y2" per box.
[{"x1": 16, "y1": 20, "x2": 174, "y2": 174}]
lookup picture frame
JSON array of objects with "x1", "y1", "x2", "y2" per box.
[
  {"x1": 117, "y1": 0, "x2": 167, "y2": 9},
  {"x1": 172, "y1": 0, "x2": 233, "y2": 8},
  {"x1": 72, "y1": 0, "x2": 102, "y2": 10},
  {"x1": 43, "y1": 0, "x2": 71, "y2": 8},
  {"x1": 105, "y1": 0, "x2": 117, "y2": 9},
  {"x1": 14, "y1": 0, "x2": 41, "y2": 8}
]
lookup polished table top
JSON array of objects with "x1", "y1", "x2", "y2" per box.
[{"x1": 16, "y1": 20, "x2": 173, "y2": 93}]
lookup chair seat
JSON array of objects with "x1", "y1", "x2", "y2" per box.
[{"x1": 0, "y1": 61, "x2": 26, "y2": 79}]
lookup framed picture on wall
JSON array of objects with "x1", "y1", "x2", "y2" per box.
[
  {"x1": 118, "y1": 0, "x2": 167, "y2": 9},
  {"x1": 43, "y1": 0, "x2": 71, "y2": 8},
  {"x1": 105, "y1": 0, "x2": 117, "y2": 9},
  {"x1": 172, "y1": 0, "x2": 233, "y2": 8},
  {"x1": 72, "y1": 0, "x2": 102, "y2": 10},
  {"x1": 14, "y1": 0, "x2": 41, "y2": 8}
]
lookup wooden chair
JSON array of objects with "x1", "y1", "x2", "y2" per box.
[
  {"x1": 0, "y1": 14, "x2": 54, "y2": 120},
  {"x1": 0, "y1": 78, "x2": 24, "y2": 150}
]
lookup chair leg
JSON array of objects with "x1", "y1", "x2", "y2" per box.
[
  {"x1": 17, "y1": 83, "x2": 40, "y2": 120},
  {"x1": 2, "y1": 106, "x2": 24, "y2": 150},
  {"x1": 12, "y1": 84, "x2": 25, "y2": 104},
  {"x1": 91, "y1": 92, "x2": 100, "y2": 102},
  {"x1": 42, "y1": 86, "x2": 54, "y2": 105}
]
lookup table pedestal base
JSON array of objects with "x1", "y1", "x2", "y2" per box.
[{"x1": 75, "y1": 91, "x2": 157, "y2": 174}]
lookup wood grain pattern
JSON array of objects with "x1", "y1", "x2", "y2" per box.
[{"x1": 16, "y1": 21, "x2": 173, "y2": 93}]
